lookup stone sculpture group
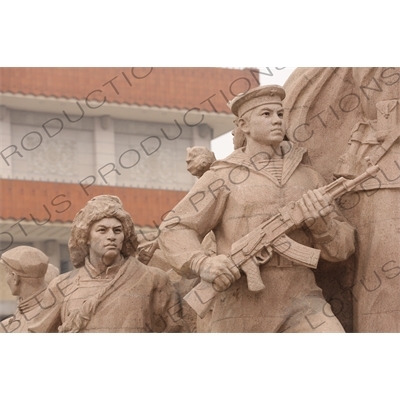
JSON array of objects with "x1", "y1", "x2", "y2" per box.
[{"x1": 1, "y1": 67, "x2": 399, "y2": 333}]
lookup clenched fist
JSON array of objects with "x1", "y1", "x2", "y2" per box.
[
  {"x1": 198, "y1": 254, "x2": 241, "y2": 292},
  {"x1": 298, "y1": 189, "x2": 334, "y2": 234}
]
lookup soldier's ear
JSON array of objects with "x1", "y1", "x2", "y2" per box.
[
  {"x1": 238, "y1": 118, "x2": 250, "y2": 134},
  {"x1": 13, "y1": 273, "x2": 20, "y2": 286}
]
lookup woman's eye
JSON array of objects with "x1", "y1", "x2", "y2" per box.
[{"x1": 262, "y1": 112, "x2": 270, "y2": 116}]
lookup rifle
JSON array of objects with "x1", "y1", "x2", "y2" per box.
[{"x1": 184, "y1": 160, "x2": 381, "y2": 318}]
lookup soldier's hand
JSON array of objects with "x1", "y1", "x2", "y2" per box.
[
  {"x1": 199, "y1": 255, "x2": 241, "y2": 292},
  {"x1": 299, "y1": 189, "x2": 334, "y2": 233}
]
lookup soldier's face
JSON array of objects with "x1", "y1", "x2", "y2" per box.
[
  {"x1": 243, "y1": 104, "x2": 285, "y2": 147},
  {"x1": 88, "y1": 217, "x2": 124, "y2": 262}
]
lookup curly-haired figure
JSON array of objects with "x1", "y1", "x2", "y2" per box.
[
  {"x1": 185, "y1": 146, "x2": 217, "y2": 179},
  {"x1": 28, "y1": 195, "x2": 181, "y2": 333}
]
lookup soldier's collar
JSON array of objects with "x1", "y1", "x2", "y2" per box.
[{"x1": 18, "y1": 287, "x2": 46, "y2": 314}]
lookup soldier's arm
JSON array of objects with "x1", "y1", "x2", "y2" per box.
[
  {"x1": 301, "y1": 172, "x2": 356, "y2": 262},
  {"x1": 159, "y1": 169, "x2": 231, "y2": 278}
]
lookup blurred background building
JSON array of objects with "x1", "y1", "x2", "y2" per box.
[{"x1": 0, "y1": 67, "x2": 261, "y2": 318}]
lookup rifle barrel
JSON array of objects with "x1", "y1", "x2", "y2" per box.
[{"x1": 329, "y1": 165, "x2": 380, "y2": 199}]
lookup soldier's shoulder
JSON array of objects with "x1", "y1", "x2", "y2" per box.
[
  {"x1": 127, "y1": 256, "x2": 169, "y2": 282},
  {"x1": 47, "y1": 269, "x2": 78, "y2": 287}
]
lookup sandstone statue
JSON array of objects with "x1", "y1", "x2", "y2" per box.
[
  {"x1": 185, "y1": 146, "x2": 217, "y2": 179},
  {"x1": 158, "y1": 85, "x2": 358, "y2": 333},
  {"x1": 44, "y1": 263, "x2": 60, "y2": 285},
  {"x1": 137, "y1": 146, "x2": 218, "y2": 333},
  {"x1": 28, "y1": 195, "x2": 182, "y2": 333},
  {"x1": 283, "y1": 67, "x2": 400, "y2": 332},
  {"x1": 0, "y1": 246, "x2": 49, "y2": 333}
]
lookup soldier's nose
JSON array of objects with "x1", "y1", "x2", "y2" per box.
[{"x1": 272, "y1": 115, "x2": 282, "y2": 124}]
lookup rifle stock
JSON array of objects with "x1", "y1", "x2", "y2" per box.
[{"x1": 183, "y1": 280, "x2": 217, "y2": 319}]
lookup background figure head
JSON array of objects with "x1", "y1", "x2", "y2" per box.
[
  {"x1": 0, "y1": 246, "x2": 48, "y2": 298},
  {"x1": 44, "y1": 263, "x2": 60, "y2": 285},
  {"x1": 186, "y1": 146, "x2": 217, "y2": 178},
  {"x1": 68, "y1": 195, "x2": 138, "y2": 268}
]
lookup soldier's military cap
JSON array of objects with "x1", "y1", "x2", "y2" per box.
[
  {"x1": 228, "y1": 84, "x2": 286, "y2": 118},
  {"x1": 0, "y1": 246, "x2": 48, "y2": 278}
]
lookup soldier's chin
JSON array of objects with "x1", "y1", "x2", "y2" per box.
[{"x1": 102, "y1": 249, "x2": 120, "y2": 266}]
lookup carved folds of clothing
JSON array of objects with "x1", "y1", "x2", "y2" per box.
[
  {"x1": 335, "y1": 100, "x2": 400, "y2": 332},
  {"x1": 159, "y1": 142, "x2": 355, "y2": 332},
  {"x1": 27, "y1": 257, "x2": 182, "y2": 333},
  {"x1": 0, "y1": 289, "x2": 46, "y2": 333}
]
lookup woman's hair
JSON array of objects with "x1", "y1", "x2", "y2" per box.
[
  {"x1": 186, "y1": 146, "x2": 217, "y2": 178},
  {"x1": 68, "y1": 195, "x2": 138, "y2": 268}
]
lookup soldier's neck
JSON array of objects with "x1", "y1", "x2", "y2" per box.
[
  {"x1": 18, "y1": 280, "x2": 46, "y2": 302},
  {"x1": 245, "y1": 141, "x2": 284, "y2": 159},
  {"x1": 88, "y1": 252, "x2": 123, "y2": 274}
]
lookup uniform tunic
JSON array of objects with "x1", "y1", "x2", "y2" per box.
[
  {"x1": 159, "y1": 142, "x2": 355, "y2": 332},
  {"x1": 0, "y1": 289, "x2": 46, "y2": 333},
  {"x1": 28, "y1": 256, "x2": 181, "y2": 333}
]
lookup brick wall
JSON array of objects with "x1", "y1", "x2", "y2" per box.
[
  {"x1": 0, "y1": 179, "x2": 187, "y2": 227},
  {"x1": 0, "y1": 67, "x2": 260, "y2": 113}
]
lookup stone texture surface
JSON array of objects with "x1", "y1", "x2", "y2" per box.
[
  {"x1": 283, "y1": 68, "x2": 400, "y2": 332},
  {"x1": 3, "y1": 69, "x2": 397, "y2": 333},
  {"x1": 24, "y1": 195, "x2": 182, "y2": 333},
  {"x1": 159, "y1": 85, "x2": 357, "y2": 332},
  {"x1": 0, "y1": 246, "x2": 49, "y2": 333}
]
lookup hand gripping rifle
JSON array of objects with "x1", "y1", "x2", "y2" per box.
[{"x1": 184, "y1": 160, "x2": 380, "y2": 318}]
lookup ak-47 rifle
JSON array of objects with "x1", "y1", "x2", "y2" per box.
[{"x1": 184, "y1": 160, "x2": 381, "y2": 318}]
